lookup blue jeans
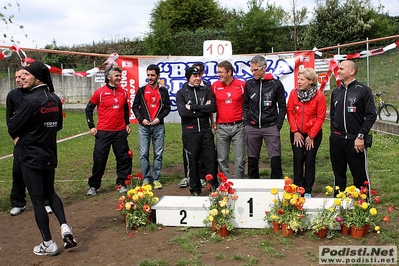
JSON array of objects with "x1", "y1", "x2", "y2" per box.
[
  {"x1": 216, "y1": 122, "x2": 246, "y2": 178},
  {"x1": 138, "y1": 124, "x2": 165, "y2": 183}
]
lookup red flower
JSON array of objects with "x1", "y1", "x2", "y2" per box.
[
  {"x1": 371, "y1": 190, "x2": 377, "y2": 196},
  {"x1": 205, "y1": 174, "x2": 213, "y2": 182},
  {"x1": 206, "y1": 184, "x2": 212, "y2": 190},
  {"x1": 284, "y1": 178, "x2": 293, "y2": 185},
  {"x1": 137, "y1": 172, "x2": 143, "y2": 180},
  {"x1": 265, "y1": 211, "x2": 269, "y2": 215},
  {"x1": 124, "y1": 179, "x2": 131, "y2": 186},
  {"x1": 116, "y1": 204, "x2": 124, "y2": 211},
  {"x1": 127, "y1": 174, "x2": 133, "y2": 180},
  {"x1": 228, "y1": 187, "x2": 235, "y2": 194},
  {"x1": 388, "y1": 206, "x2": 393, "y2": 213},
  {"x1": 278, "y1": 209, "x2": 284, "y2": 215},
  {"x1": 128, "y1": 150, "x2": 133, "y2": 158},
  {"x1": 284, "y1": 185, "x2": 293, "y2": 193},
  {"x1": 374, "y1": 196, "x2": 381, "y2": 204},
  {"x1": 382, "y1": 215, "x2": 390, "y2": 222},
  {"x1": 364, "y1": 181, "x2": 370, "y2": 185}
]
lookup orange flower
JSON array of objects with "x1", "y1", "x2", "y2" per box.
[
  {"x1": 142, "y1": 204, "x2": 151, "y2": 213},
  {"x1": 284, "y1": 185, "x2": 293, "y2": 193},
  {"x1": 284, "y1": 177, "x2": 293, "y2": 185},
  {"x1": 297, "y1": 187, "x2": 305, "y2": 195},
  {"x1": 116, "y1": 204, "x2": 124, "y2": 211},
  {"x1": 382, "y1": 215, "x2": 390, "y2": 222}
]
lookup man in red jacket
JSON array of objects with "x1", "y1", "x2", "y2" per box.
[{"x1": 85, "y1": 64, "x2": 132, "y2": 195}]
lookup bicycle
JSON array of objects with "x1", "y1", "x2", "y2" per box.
[{"x1": 374, "y1": 91, "x2": 399, "y2": 123}]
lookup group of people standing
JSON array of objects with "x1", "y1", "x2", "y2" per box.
[{"x1": 5, "y1": 56, "x2": 376, "y2": 256}]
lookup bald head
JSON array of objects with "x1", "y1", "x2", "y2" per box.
[{"x1": 338, "y1": 60, "x2": 358, "y2": 84}]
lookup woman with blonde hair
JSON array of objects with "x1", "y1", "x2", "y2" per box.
[{"x1": 287, "y1": 68, "x2": 326, "y2": 197}]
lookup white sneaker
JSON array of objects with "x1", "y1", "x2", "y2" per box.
[
  {"x1": 10, "y1": 206, "x2": 26, "y2": 216},
  {"x1": 118, "y1": 186, "x2": 128, "y2": 193},
  {"x1": 87, "y1": 187, "x2": 97, "y2": 196},
  {"x1": 45, "y1": 205, "x2": 53, "y2": 214},
  {"x1": 33, "y1": 242, "x2": 59, "y2": 256},
  {"x1": 61, "y1": 224, "x2": 78, "y2": 249}
]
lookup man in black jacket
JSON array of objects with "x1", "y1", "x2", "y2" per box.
[
  {"x1": 132, "y1": 64, "x2": 171, "y2": 189},
  {"x1": 243, "y1": 55, "x2": 286, "y2": 179},
  {"x1": 7, "y1": 61, "x2": 77, "y2": 256},
  {"x1": 176, "y1": 66, "x2": 217, "y2": 195},
  {"x1": 6, "y1": 67, "x2": 53, "y2": 216},
  {"x1": 330, "y1": 60, "x2": 376, "y2": 194}
]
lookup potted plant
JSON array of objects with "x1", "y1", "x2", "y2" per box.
[
  {"x1": 203, "y1": 172, "x2": 238, "y2": 236},
  {"x1": 310, "y1": 198, "x2": 338, "y2": 239},
  {"x1": 116, "y1": 173, "x2": 159, "y2": 232},
  {"x1": 269, "y1": 177, "x2": 308, "y2": 236},
  {"x1": 264, "y1": 187, "x2": 283, "y2": 233}
]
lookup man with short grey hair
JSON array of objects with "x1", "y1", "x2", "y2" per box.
[
  {"x1": 85, "y1": 64, "x2": 132, "y2": 195},
  {"x1": 243, "y1": 55, "x2": 286, "y2": 179}
]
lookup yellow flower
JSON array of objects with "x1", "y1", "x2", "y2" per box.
[
  {"x1": 335, "y1": 186, "x2": 340, "y2": 190},
  {"x1": 146, "y1": 191, "x2": 154, "y2": 197},
  {"x1": 208, "y1": 215, "x2": 214, "y2": 221},
  {"x1": 334, "y1": 198, "x2": 341, "y2": 206},
  {"x1": 271, "y1": 188, "x2": 278, "y2": 195},
  {"x1": 374, "y1": 225, "x2": 380, "y2": 231},
  {"x1": 283, "y1": 193, "x2": 292, "y2": 200},
  {"x1": 210, "y1": 209, "x2": 218, "y2": 216},
  {"x1": 361, "y1": 202, "x2": 368, "y2": 209},
  {"x1": 361, "y1": 194, "x2": 367, "y2": 199},
  {"x1": 290, "y1": 198, "x2": 297, "y2": 205},
  {"x1": 132, "y1": 194, "x2": 139, "y2": 202},
  {"x1": 329, "y1": 207, "x2": 334, "y2": 212},
  {"x1": 221, "y1": 209, "x2": 230, "y2": 216},
  {"x1": 125, "y1": 202, "x2": 132, "y2": 211},
  {"x1": 369, "y1": 207, "x2": 377, "y2": 216},
  {"x1": 152, "y1": 197, "x2": 159, "y2": 204},
  {"x1": 218, "y1": 200, "x2": 227, "y2": 207},
  {"x1": 137, "y1": 191, "x2": 144, "y2": 199},
  {"x1": 271, "y1": 215, "x2": 278, "y2": 220},
  {"x1": 325, "y1": 186, "x2": 333, "y2": 193},
  {"x1": 272, "y1": 198, "x2": 278, "y2": 204},
  {"x1": 222, "y1": 196, "x2": 228, "y2": 202}
]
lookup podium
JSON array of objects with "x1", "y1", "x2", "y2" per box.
[{"x1": 152, "y1": 179, "x2": 334, "y2": 228}]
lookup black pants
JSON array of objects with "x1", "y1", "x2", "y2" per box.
[
  {"x1": 21, "y1": 165, "x2": 67, "y2": 241},
  {"x1": 290, "y1": 130, "x2": 322, "y2": 194},
  {"x1": 11, "y1": 142, "x2": 50, "y2": 208},
  {"x1": 10, "y1": 142, "x2": 26, "y2": 207},
  {"x1": 88, "y1": 130, "x2": 132, "y2": 189},
  {"x1": 183, "y1": 131, "x2": 217, "y2": 195},
  {"x1": 330, "y1": 134, "x2": 370, "y2": 194}
]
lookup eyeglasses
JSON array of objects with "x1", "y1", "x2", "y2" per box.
[{"x1": 250, "y1": 66, "x2": 264, "y2": 72}]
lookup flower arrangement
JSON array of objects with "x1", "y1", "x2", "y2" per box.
[
  {"x1": 310, "y1": 198, "x2": 339, "y2": 235},
  {"x1": 331, "y1": 181, "x2": 393, "y2": 235},
  {"x1": 116, "y1": 173, "x2": 159, "y2": 230},
  {"x1": 203, "y1": 172, "x2": 238, "y2": 232},
  {"x1": 265, "y1": 177, "x2": 307, "y2": 233}
]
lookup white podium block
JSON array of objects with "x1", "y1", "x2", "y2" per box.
[
  {"x1": 230, "y1": 179, "x2": 285, "y2": 228},
  {"x1": 152, "y1": 196, "x2": 210, "y2": 227}
]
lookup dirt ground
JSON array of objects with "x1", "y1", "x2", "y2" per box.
[{"x1": 0, "y1": 163, "x2": 384, "y2": 266}]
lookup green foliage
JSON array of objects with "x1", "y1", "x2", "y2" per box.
[
  {"x1": 225, "y1": 0, "x2": 286, "y2": 53},
  {"x1": 302, "y1": 0, "x2": 399, "y2": 49},
  {"x1": 0, "y1": 1, "x2": 26, "y2": 44}
]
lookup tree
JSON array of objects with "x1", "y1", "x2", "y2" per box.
[
  {"x1": 225, "y1": 0, "x2": 286, "y2": 54},
  {"x1": 285, "y1": 0, "x2": 308, "y2": 50},
  {"x1": 302, "y1": 0, "x2": 399, "y2": 50},
  {"x1": 0, "y1": 1, "x2": 26, "y2": 44},
  {"x1": 145, "y1": 0, "x2": 229, "y2": 55}
]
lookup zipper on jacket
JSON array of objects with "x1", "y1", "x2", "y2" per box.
[
  {"x1": 343, "y1": 88, "x2": 348, "y2": 138},
  {"x1": 194, "y1": 88, "x2": 201, "y2": 132},
  {"x1": 301, "y1": 103, "x2": 305, "y2": 132},
  {"x1": 258, "y1": 80, "x2": 262, "y2": 128}
]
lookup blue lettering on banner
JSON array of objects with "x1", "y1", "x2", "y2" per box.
[{"x1": 157, "y1": 59, "x2": 294, "y2": 112}]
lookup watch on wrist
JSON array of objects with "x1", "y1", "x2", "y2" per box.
[{"x1": 357, "y1": 133, "x2": 364, "y2": 139}]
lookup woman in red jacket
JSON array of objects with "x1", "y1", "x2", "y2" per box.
[{"x1": 287, "y1": 68, "x2": 326, "y2": 197}]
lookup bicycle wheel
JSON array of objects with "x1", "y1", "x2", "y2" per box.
[{"x1": 378, "y1": 104, "x2": 399, "y2": 123}]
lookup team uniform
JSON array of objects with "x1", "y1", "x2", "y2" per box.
[
  {"x1": 176, "y1": 82, "x2": 217, "y2": 195},
  {"x1": 287, "y1": 86, "x2": 326, "y2": 194},
  {"x1": 330, "y1": 80, "x2": 376, "y2": 191},
  {"x1": 132, "y1": 84, "x2": 171, "y2": 185},
  {"x1": 85, "y1": 83, "x2": 132, "y2": 191},
  {"x1": 243, "y1": 73, "x2": 286, "y2": 179},
  {"x1": 211, "y1": 78, "x2": 246, "y2": 178}
]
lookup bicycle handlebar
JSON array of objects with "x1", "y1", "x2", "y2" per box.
[{"x1": 374, "y1": 91, "x2": 388, "y2": 97}]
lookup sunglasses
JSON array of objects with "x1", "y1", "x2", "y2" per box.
[{"x1": 250, "y1": 66, "x2": 264, "y2": 72}]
